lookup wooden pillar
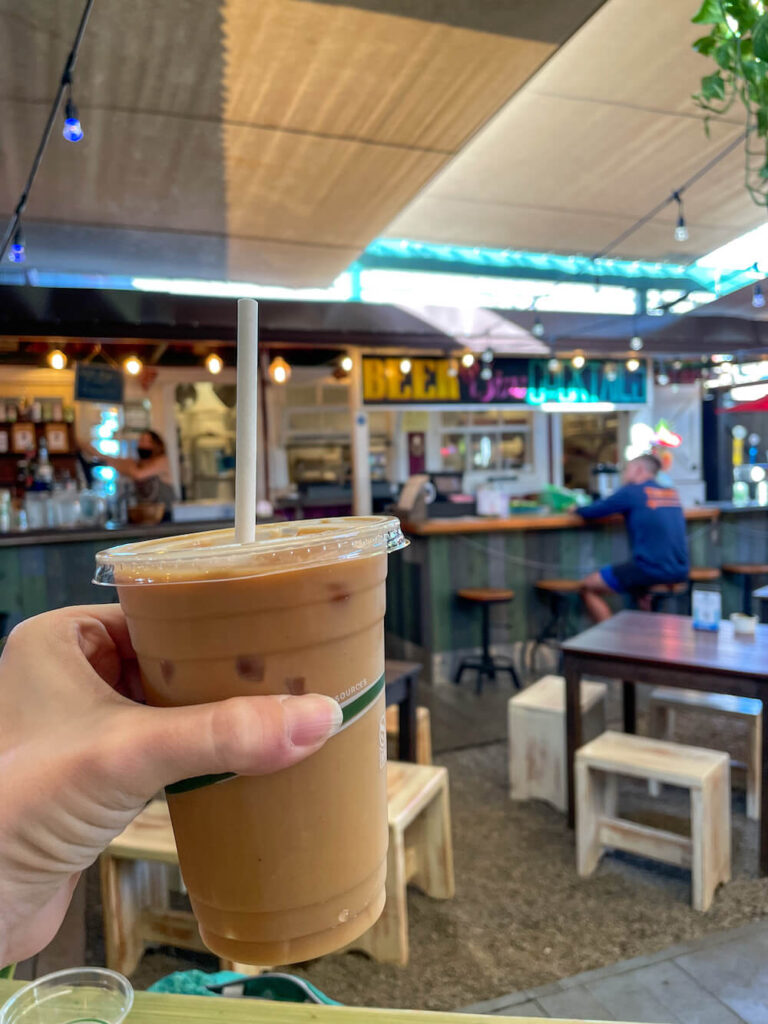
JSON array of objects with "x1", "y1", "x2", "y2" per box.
[{"x1": 349, "y1": 353, "x2": 371, "y2": 515}]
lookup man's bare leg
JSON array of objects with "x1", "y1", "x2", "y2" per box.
[{"x1": 580, "y1": 571, "x2": 616, "y2": 623}]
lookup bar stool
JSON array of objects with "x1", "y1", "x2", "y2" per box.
[
  {"x1": 528, "y1": 579, "x2": 582, "y2": 676},
  {"x1": 722, "y1": 563, "x2": 768, "y2": 615},
  {"x1": 454, "y1": 588, "x2": 521, "y2": 694},
  {"x1": 639, "y1": 580, "x2": 689, "y2": 613},
  {"x1": 688, "y1": 567, "x2": 722, "y2": 615}
]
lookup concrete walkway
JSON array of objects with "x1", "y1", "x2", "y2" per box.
[{"x1": 462, "y1": 919, "x2": 768, "y2": 1023}]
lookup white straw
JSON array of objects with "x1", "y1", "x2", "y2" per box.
[{"x1": 235, "y1": 298, "x2": 258, "y2": 544}]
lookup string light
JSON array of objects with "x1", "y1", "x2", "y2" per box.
[
  {"x1": 460, "y1": 352, "x2": 475, "y2": 368},
  {"x1": 547, "y1": 355, "x2": 561, "y2": 373},
  {"x1": 673, "y1": 191, "x2": 688, "y2": 242},
  {"x1": 480, "y1": 366, "x2": 493, "y2": 380},
  {"x1": 205, "y1": 353, "x2": 223, "y2": 374},
  {"x1": 7, "y1": 226, "x2": 24, "y2": 263},
  {"x1": 446, "y1": 359, "x2": 459, "y2": 378},
  {"x1": 532, "y1": 317, "x2": 545, "y2": 339},
  {"x1": 340, "y1": 355, "x2": 354, "y2": 373},
  {"x1": 62, "y1": 95, "x2": 84, "y2": 143},
  {"x1": 124, "y1": 355, "x2": 143, "y2": 376},
  {"x1": 47, "y1": 348, "x2": 67, "y2": 370},
  {"x1": 572, "y1": 351, "x2": 586, "y2": 369},
  {"x1": 480, "y1": 347, "x2": 494, "y2": 364},
  {"x1": 269, "y1": 356, "x2": 291, "y2": 384},
  {"x1": 753, "y1": 282, "x2": 766, "y2": 309},
  {"x1": 627, "y1": 357, "x2": 641, "y2": 372},
  {"x1": 604, "y1": 361, "x2": 618, "y2": 382},
  {"x1": 630, "y1": 334, "x2": 644, "y2": 351},
  {"x1": 399, "y1": 358, "x2": 412, "y2": 374}
]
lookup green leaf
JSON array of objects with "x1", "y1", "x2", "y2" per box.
[
  {"x1": 759, "y1": 162, "x2": 768, "y2": 178},
  {"x1": 757, "y1": 108, "x2": 768, "y2": 134},
  {"x1": 700, "y1": 70, "x2": 727, "y2": 100},
  {"x1": 693, "y1": 34, "x2": 718, "y2": 55},
  {"x1": 729, "y1": 0, "x2": 759, "y2": 31},
  {"x1": 753, "y1": 13, "x2": 768, "y2": 61},
  {"x1": 715, "y1": 41, "x2": 736, "y2": 69},
  {"x1": 692, "y1": 0, "x2": 726, "y2": 25}
]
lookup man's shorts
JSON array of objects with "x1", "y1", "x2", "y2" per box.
[{"x1": 599, "y1": 562, "x2": 686, "y2": 595}]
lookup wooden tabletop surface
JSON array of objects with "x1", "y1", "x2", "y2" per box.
[
  {"x1": 754, "y1": 585, "x2": 768, "y2": 599},
  {"x1": 562, "y1": 610, "x2": 768, "y2": 679},
  {"x1": 403, "y1": 506, "x2": 718, "y2": 536},
  {"x1": 0, "y1": 981, "x2": 646, "y2": 1024}
]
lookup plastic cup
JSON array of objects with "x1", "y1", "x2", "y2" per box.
[
  {"x1": 0, "y1": 968, "x2": 133, "y2": 1024},
  {"x1": 94, "y1": 516, "x2": 407, "y2": 965}
]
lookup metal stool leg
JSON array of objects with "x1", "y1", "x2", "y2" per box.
[{"x1": 744, "y1": 574, "x2": 753, "y2": 616}]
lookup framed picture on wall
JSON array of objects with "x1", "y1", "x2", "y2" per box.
[
  {"x1": 11, "y1": 423, "x2": 36, "y2": 454},
  {"x1": 45, "y1": 423, "x2": 69, "y2": 453}
]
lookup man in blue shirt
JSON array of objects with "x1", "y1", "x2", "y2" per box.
[{"x1": 577, "y1": 453, "x2": 689, "y2": 622}]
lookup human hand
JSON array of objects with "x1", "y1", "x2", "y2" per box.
[{"x1": 0, "y1": 605, "x2": 342, "y2": 968}]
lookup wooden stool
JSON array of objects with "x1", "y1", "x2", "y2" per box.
[
  {"x1": 723, "y1": 563, "x2": 768, "y2": 615},
  {"x1": 647, "y1": 580, "x2": 688, "y2": 613},
  {"x1": 454, "y1": 588, "x2": 521, "y2": 693},
  {"x1": 100, "y1": 800, "x2": 259, "y2": 976},
  {"x1": 351, "y1": 761, "x2": 454, "y2": 966},
  {"x1": 576, "y1": 731, "x2": 731, "y2": 911},
  {"x1": 385, "y1": 704, "x2": 432, "y2": 764},
  {"x1": 648, "y1": 688, "x2": 762, "y2": 820},
  {"x1": 508, "y1": 674, "x2": 607, "y2": 812},
  {"x1": 528, "y1": 579, "x2": 583, "y2": 675}
]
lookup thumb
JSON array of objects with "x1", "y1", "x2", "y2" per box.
[{"x1": 122, "y1": 694, "x2": 343, "y2": 797}]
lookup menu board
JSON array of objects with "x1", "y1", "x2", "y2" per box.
[
  {"x1": 75, "y1": 364, "x2": 124, "y2": 405},
  {"x1": 362, "y1": 356, "x2": 646, "y2": 407}
]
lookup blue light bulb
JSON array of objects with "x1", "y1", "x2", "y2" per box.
[
  {"x1": 63, "y1": 98, "x2": 83, "y2": 142},
  {"x1": 7, "y1": 228, "x2": 24, "y2": 263}
]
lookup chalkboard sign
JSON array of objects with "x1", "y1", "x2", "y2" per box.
[{"x1": 75, "y1": 364, "x2": 124, "y2": 405}]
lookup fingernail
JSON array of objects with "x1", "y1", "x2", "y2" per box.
[{"x1": 281, "y1": 694, "x2": 343, "y2": 747}]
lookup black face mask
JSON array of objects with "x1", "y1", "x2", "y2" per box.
[{"x1": 137, "y1": 447, "x2": 154, "y2": 460}]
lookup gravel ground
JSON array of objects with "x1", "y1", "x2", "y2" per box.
[{"x1": 105, "y1": 698, "x2": 768, "y2": 1011}]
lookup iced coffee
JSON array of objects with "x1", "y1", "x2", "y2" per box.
[{"x1": 94, "y1": 516, "x2": 406, "y2": 964}]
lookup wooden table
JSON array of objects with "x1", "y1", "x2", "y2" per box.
[
  {"x1": 385, "y1": 659, "x2": 421, "y2": 762},
  {"x1": 0, "y1": 979, "x2": 655, "y2": 1024},
  {"x1": 562, "y1": 610, "x2": 768, "y2": 873}
]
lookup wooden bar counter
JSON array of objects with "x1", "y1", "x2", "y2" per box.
[
  {"x1": 386, "y1": 507, "x2": 727, "y2": 685},
  {"x1": 0, "y1": 979, "x2": 654, "y2": 1024}
]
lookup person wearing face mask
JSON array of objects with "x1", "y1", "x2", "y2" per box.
[{"x1": 82, "y1": 429, "x2": 176, "y2": 520}]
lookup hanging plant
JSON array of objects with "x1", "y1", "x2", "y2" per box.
[{"x1": 692, "y1": 0, "x2": 768, "y2": 206}]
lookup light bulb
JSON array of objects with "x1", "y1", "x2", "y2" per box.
[
  {"x1": 399, "y1": 358, "x2": 412, "y2": 374},
  {"x1": 656, "y1": 372, "x2": 670, "y2": 387},
  {"x1": 63, "y1": 98, "x2": 84, "y2": 143},
  {"x1": 340, "y1": 355, "x2": 353, "y2": 373},
  {"x1": 479, "y1": 366, "x2": 493, "y2": 381},
  {"x1": 205, "y1": 353, "x2": 223, "y2": 374},
  {"x1": 124, "y1": 356, "x2": 143, "y2": 376},
  {"x1": 672, "y1": 359, "x2": 683, "y2": 370},
  {"x1": 674, "y1": 218, "x2": 688, "y2": 242},
  {"x1": 547, "y1": 356, "x2": 561, "y2": 373},
  {"x1": 627, "y1": 357, "x2": 641, "y2": 373},
  {"x1": 8, "y1": 226, "x2": 24, "y2": 263},
  {"x1": 480, "y1": 347, "x2": 494, "y2": 364},
  {"x1": 269, "y1": 356, "x2": 291, "y2": 384},
  {"x1": 751, "y1": 466, "x2": 766, "y2": 483},
  {"x1": 47, "y1": 349, "x2": 67, "y2": 370},
  {"x1": 630, "y1": 335, "x2": 644, "y2": 351},
  {"x1": 604, "y1": 361, "x2": 618, "y2": 382},
  {"x1": 446, "y1": 359, "x2": 459, "y2": 378},
  {"x1": 532, "y1": 317, "x2": 545, "y2": 339},
  {"x1": 753, "y1": 283, "x2": 766, "y2": 309},
  {"x1": 461, "y1": 352, "x2": 475, "y2": 368},
  {"x1": 572, "y1": 353, "x2": 586, "y2": 370}
]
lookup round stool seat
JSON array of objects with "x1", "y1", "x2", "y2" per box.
[
  {"x1": 689, "y1": 567, "x2": 721, "y2": 582},
  {"x1": 457, "y1": 587, "x2": 514, "y2": 603},
  {"x1": 535, "y1": 578, "x2": 582, "y2": 594},
  {"x1": 649, "y1": 581, "x2": 688, "y2": 596},
  {"x1": 722, "y1": 563, "x2": 768, "y2": 575}
]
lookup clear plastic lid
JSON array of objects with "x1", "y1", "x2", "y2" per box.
[
  {"x1": 93, "y1": 515, "x2": 407, "y2": 586},
  {"x1": 0, "y1": 968, "x2": 133, "y2": 1024}
]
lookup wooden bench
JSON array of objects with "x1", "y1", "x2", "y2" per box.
[
  {"x1": 102, "y1": 762, "x2": 454, "y2": 974},
  {"x1": 576, "y1": 731, "x2": 731, "y2": 911},
  {"x1": 350, "y1": 761, "x2": 454, "y2": 966},
  {"x1": 508, "y1": 674, "x2": 607, "y2": 812},
  {"x1": 385, "y1": 704, "x2": 432, "y2": 765},
  {"x1": 648, "y1": 687, "x2": 762, "y2": 820}
]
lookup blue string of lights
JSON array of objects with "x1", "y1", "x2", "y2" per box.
[{"x1": 0, "y1": 0, "x2": 94, "y2": 265}]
